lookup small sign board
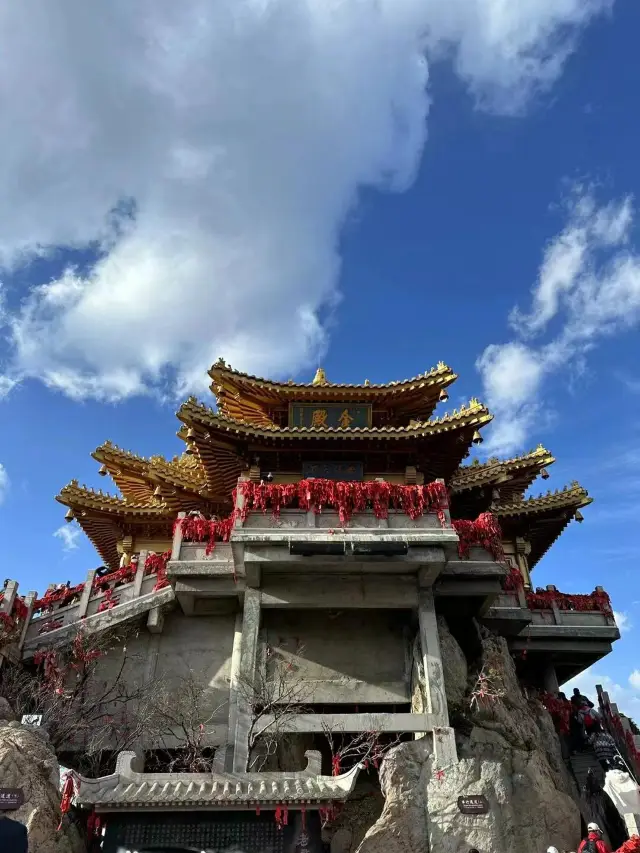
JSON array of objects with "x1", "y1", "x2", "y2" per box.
[
  {"x1": 21, "y1": 714, "x2": 42, "y2": 726},
  {"x1": 0, "y1": 788, "x2": 24, "y2": 810},
  {"x1": 457, "y1": 795, "x2": 489, "y2": 815}
]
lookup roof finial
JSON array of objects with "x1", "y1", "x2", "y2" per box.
[{"x1": 312, "y1": 367, "x2": 329, "y2": 386}]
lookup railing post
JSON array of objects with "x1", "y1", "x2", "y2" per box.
[
  {"x1": 171, "y1": 513, "x2": 185, "y2": 560},
  {"x1": 133, "y1": 553, "x2": 147, "y2": 597},
  {"x1": 17, "y1": 591, "x2": 36, "y2": 650},
  {"x1": 234, "y1": 477, "x2": 249, "y2": 529},
  {"x1": 546, "y1": 585, "x2": 561, "y2": 624},
  {"x1": 435, "y1": 478, "x2": 451, "y2": 526},
  {"x1": 0, "y1": 580, "x2": 18, "y2": 615},
  {"x1": 77, "y1": 570, "x2": 97, "y2": 619}
]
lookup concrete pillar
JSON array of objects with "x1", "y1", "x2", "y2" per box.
[
  {"x1": 146, "y1": 606, "x2": 164, "y2": 634},
  {"x1": 225, "y1": 612, "x2": 244, "y2": 772},
  {"x1": 234, "y1": 477, "x2": 249, "y2": 530},
  {"x1": 418, "y1": 589, "x2": 449, "y2": 726},
  {"x1": 77, "y1": 570, "x2": 97, "y2": 619},
  {"x1": 233, "y1": 588, "x2": 262, "y2": 772},
  {"x1": 543, "y1": 663, "x2": 559, "y2": 695}
]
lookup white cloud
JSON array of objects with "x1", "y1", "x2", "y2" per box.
[
  {"x1": 0, "y1": 463, "x2": 8, "y2": 504},
  {"x1": 53, "y1": 524, "x2": 80, "y2": 553},
  {"x1": 613, "y1": 611, "x2": 632, "y2": 633},
  {"x1": 562, "y1": 668, "x2": 640, "y2": 719},
  {"x1": 0, "y1": 0, "x2": 613, "y2": 401},
  {"x1": 477, "y1": 188, "x2": 640, "y2": 454}
]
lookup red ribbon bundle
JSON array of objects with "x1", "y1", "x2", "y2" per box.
[
  {"x1": 616, "y1": 837, "x2": 640, "y2": 853},
  {"x1": 235, "y1": 478, "x2": 449, "y2": 526},
  {"x1": 539, "y1": 691, "x2": 572, "y2": 735},
  {"x1": 174, "y1": 515, "x2": 234, "y2": 555},
  {"x1": 525, "y1": 588, "x2": 613, "y2": 616},
  {"x1": 502, "y1": 567, "x2": 524, "y2": 591},
  {"x1": 452, "y1": 512, "x2": 505, "y2": 561},
  {"x1": 58, "y1": 773, "x2": 76, "y2": 829}
]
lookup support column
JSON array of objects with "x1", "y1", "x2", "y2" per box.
[
  {"x1": 515, "y1": 537, "x2": 532, "y2": 589},
  {"x1": 543, "y1": 662, "x2": 559, "y2": 695},
  {"x1": 418, "y1": 589, "x2": 458, "y2": 764},
  {"x1": 418, "y1": 589, "x2": 449, "y2": 725},
  {"x1": 232, "y1": 588, "x2": 262, "y2": 773}
]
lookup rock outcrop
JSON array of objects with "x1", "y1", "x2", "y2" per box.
[
  {"x1": 0, "y1": 719, "x2": 82, "y2": 853},
  {"x1": 356, "y1": 621, "x2": 582, "y2": 853}
]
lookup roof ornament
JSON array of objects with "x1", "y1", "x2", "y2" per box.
[
  {"x1": 540, "y1": 467, "x2": 550, "y2": 479},
  {"x1": 312, "y1": 367, "x2": 329, "y2": 386},
  {"x1": 472, "y1": 430, "x2": 483, "y2": 445},
  {"x1": 215, "y1": 357, "x2": 226, "y2": 367},
  {"x1": 439, "y1": 389, "x2": 449, "y2": 402},
  {"x1": 574, "y1": 509, "x2": 584, "y2": 522},
  {"x1": 64, "y1": 509, "x2": 75, "y2": 523},
  {"x1": 98, "y1": 464, "x2": 107, "y2": 476},
  {"x1": 364, "y1": 379, "x2": 370, "y2": 386}
]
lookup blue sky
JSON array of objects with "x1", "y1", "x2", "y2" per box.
[{"x1": 1, "y1": 1, "x2": 639, "y2": 712}]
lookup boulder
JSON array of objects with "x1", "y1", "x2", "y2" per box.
[
  {"x1": 0, "y1": 722, "x2": 82, "y2": 853},
  {"x1": 355, "y1": 628, "x2": 582, "y2": 853},
  {"x1": 437, "y1": 616, "x2": 468, "y2": 711},
  {"x1": 0, "y1": 696, "x2": 15, "y2": 721}
]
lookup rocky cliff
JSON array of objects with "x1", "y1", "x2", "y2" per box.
[
  {"x1": 0, "y1": 703, "x2": 82, "y2": 853},
  {"x1": 356, "y1": 619, "x2": 582, "y2": 853}
]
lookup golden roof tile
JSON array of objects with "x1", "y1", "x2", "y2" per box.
[{"x1": 450, "y1": 445, "x2": 556, "y2": 492}]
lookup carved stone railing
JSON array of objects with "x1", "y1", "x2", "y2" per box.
[
  {"x1": 484, "y1": 586, "x2": 619, "y2": 635},
  {"x1": 17, "y1": 552, "x2": 172, "y2": 653},
  {"x1": 597, "y1": 684, "x2": 640, "y2": 783}
]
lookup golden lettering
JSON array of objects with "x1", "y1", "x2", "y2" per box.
[
  {"x1": 311, "y1": 409, "x2": 328, "y2": 428},
  {"x1": 338, "y1": 408, "x2": 354, "y2": 429}
]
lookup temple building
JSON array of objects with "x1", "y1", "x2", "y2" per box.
[{"x1": 0, "y1": 360, "x2": 620, "y2": 853}]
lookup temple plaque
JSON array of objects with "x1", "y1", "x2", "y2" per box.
[
  {"x1": 457, "y1": 795, "x2": 489, "y2": 815},
  {"x1": 302, "y1": 461, "x2": 363, "y2": 481},
  {"x1": 290, "y1": 403, "x2": 372, "y2": 429},
  {"x1": 0, "y1": 788, "x2": 24, "y2": 810}
]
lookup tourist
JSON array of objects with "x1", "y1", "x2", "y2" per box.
[
  {"x1": 547, "y1": 846, "x2": 560, "y2": 852},
  {"x1": 588, "y1": 723, "x2": 619, "y2": 772},
  {"x1": 0, "y1": 814, "x2": 28, "y2": 852},
  {"x1": 577, "y1": 822, "x2": 612, "y2": 852}
]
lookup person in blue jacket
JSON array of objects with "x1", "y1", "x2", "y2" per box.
[{"x1": 0, "y1": 814, "x2": 28, "y2": 852}]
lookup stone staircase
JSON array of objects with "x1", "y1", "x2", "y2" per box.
[{"x1": 569, "y1": 748, "x2": 605, "y2": 792}]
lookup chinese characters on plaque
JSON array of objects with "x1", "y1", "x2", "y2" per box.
[
  {"x1": 289, "y1": 403, "x2": 372, "y2": 430},
  {"x1": 302, "y1": 462, "x2": 363, "y2": 482},
  {"x1": 457, "y1": 795, "x2": 490, "y2": 815},
  {"x1": 0, "y1": 789, "x2": 24, "y2": 810}
]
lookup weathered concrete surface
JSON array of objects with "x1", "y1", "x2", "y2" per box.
[
  {"x1": 0, "y1": 720, "x2": 82, "y2": 853},
  {"x1": 355, "y1": 627, "x2": 581, "y2": 853}
]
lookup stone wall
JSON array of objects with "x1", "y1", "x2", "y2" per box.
[
  {"x1": 71, "y1": 610, "x2": 235, "y2": 751},
  {"x1": 261, "y1": 609, "x2": 411, "y2": 705}
]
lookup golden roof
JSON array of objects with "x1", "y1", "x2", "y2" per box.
[
  {"x1": 496, "y1": 481, "x2": 592, "y2": 568},
  {"x1": 208, "y1": 360, "x2": 458, "y2": 426},
  {"x1": 450, "y1": 445, "x2": 555, "y2": 497},
  {"x1": 56, "y1": 482, "x2": 173, "y2": 569},
  {"x1": 496, "y1": 481, "x2": 591, "y2": 517}
]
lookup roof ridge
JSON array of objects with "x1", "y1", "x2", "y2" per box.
[{"x1": 208, "y1": 358, "x2": 457, "y2": 389}]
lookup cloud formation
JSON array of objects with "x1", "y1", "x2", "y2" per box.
[
  {"x1": 53, "y1": 523, "x2": 80, "y2": 553},
  {"x1": 0, "y1": 463, "x2": 8, "y2": 504},
  {"x1": 613, "y1": 611, "x2": 631, "y2": 633},
  {"x1": 478, "y1": 188, "x2": 640, "y2": 453},
  {"x1": 0, "y1": 0, "x2": 613, "y2": 400}
]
